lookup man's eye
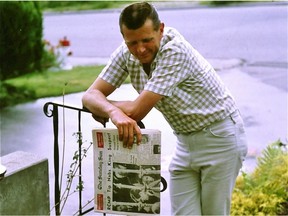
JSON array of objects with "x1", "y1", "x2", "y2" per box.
[
  {"x1": 126, "y1": 41, "x2": 137, "y2": 46},
  {"x1": 142, "y1": 38, "x2": 153, "y2": 43}
]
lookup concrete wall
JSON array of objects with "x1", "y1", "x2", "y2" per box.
[{"x1": 0, "y1": 151, "x2": 50, "y2": 215}]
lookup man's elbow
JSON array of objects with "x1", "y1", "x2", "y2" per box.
[{"x1": 81, "y1": 91, "x2": 90, "y2": 109}]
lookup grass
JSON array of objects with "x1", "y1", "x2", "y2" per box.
[
  {"x1": 1, "y1": 65, "x2": 130, "y2": 108},
  {"x1": 5, "y1": 65, "x2": 104, "y2": 98}
]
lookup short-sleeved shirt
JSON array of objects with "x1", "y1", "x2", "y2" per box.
[{"x1": 99, "y1": 27, "x2": 237, "y2": 133}]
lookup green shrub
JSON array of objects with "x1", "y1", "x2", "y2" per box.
[
  {"x1": 39, "y1": 1, "x2": 125, "y2": 12},
  {"x1": 0, "y1": 81, "x2": 36, "y2": 108},
  {"x1": 232, "y1": 140, "x2": 288, "y2": 215},
  {"x1": 0, "y1": 1, "x2": 43, "y2": 80},
  {"x1": 201, "y1": 1, "x2": 247, "y2": 6}
]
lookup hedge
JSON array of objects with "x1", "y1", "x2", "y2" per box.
[{"x1": 0, "y1": 1, "x2": 43, "y2": 80}]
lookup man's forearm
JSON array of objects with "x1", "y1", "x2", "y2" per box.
[
  {"x1": 82, "y1": 89, "x2": 118, "y2": 119},
  {"x1": 110, "y1": 100, "x2": 132, "y2": 114},
  {"x1": 110, "y1": 100, "x2": 145, "y2": 122}
]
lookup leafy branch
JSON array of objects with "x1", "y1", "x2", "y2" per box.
[
  {"x1": 59, "y1": 133, "x2": 93, "y2": 214},
  {"x1": 232, "y1": 139, "x2": 288, "y2": 215}
]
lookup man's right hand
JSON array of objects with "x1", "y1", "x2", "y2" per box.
[{"x1": 109, "y1": 109, "x2": 142, "y2": 149}]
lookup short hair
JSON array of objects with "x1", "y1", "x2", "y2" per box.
[{"x1": 119, "y1": 2, "x2": 161, "y2": 33}]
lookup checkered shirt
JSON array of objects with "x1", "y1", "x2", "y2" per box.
[{"x1": 99, "y1": 27, "x2": 237, "y2": 133}]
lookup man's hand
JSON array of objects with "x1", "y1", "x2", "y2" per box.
[{"x1": 109, "y1": 109, "x2": 142, "y2": 149}]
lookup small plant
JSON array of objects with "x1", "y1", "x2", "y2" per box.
[
  {"x1": 50, "y1": 132, "x2": 93, "y2": 215},
  {"x1": 60, "y1": 132, "x2": 92, "y2": 213},
  {"x1": 231, "y1": 140, "x2": 288, "y2": 215},
  {"x1": 41, "y1": 39, "x2": 59, "y2": 69}
]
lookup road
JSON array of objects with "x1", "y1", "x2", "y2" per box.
[
  {"x1": 43, "y1": 3, "x2": 287, "y2": 63},
  {"x1": 43, "y1": 3, "x2": 287, "y2": 91}
]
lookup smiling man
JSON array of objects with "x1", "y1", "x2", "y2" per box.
[{"x1": 82, "y1": 2, "x2": 247, "y2": 215}]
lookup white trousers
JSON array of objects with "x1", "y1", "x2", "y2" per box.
[{"x1": 169, "y1": 111, "x2": 248, "y2": 215}]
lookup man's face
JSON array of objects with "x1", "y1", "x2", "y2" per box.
[{"x1": 122, "y1": 19, "x2": 164, "y2": 65}]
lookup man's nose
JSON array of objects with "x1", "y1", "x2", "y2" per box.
[{"x1": 137, "y1": 43, "x2": 146, "y2": 53}]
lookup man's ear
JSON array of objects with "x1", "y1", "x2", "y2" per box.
[{"x1": 160, "y1": 22, "x2": 165, "y2": 34}]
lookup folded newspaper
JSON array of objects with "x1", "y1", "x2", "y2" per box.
[{"x1": 92, "y1": 128, "x2": 162, "y2": 215}]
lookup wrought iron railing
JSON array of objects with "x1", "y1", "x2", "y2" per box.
[
  {"x1": 43, "y1": 101, "x2": 167, "y2": 215},
  {"x1": 43, "y1": 102, "x2": 96, "y2": 215}
]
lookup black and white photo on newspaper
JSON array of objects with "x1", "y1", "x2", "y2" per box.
[{"x1": 92, "y1": 128, "x2": 161, "y2": 215}]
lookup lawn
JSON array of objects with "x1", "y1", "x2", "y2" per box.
[
  {"x1": 5, "y1": 65, "x2": 104, "y2": 98},
  {"x1": 1, "y1": 65, "x2": 130, "y2": 108}
]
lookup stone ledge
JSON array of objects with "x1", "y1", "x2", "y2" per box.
[{"x1": 0, "y1": 151, "x2": 50, "y2": 215}]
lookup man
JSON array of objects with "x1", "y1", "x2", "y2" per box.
[{"x1": 82, "y1": 2, "x2": 247, "y2": 215}]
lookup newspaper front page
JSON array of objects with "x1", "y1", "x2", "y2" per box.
[{"x1": 92, "y1": 128, "x2": 161, "y2": 215}]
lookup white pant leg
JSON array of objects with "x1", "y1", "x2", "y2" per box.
[
  {"x1": 169, "y1": 136, "x2": 202, "y2": 215},
  {"x1": 169, "y1": 112, "x2": 247, "y2": 215}
]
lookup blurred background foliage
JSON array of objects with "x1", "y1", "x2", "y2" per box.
[
  {"x1": 39, "y1": 1, "x2": 128, "y2": 12},
  {"x1": 0, "y1": 1, "x2": 43, "y2": 80}
]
